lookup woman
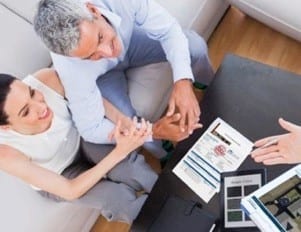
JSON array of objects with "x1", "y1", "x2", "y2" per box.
[{"x1": 0, "y1": 68, "x2": 158, "y2": 223}]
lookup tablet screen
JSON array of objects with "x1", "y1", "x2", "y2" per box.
[{"x1": 258, "y1": 175, "x2": 301, "y2": 231}]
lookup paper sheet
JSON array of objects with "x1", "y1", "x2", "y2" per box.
[{"x1": 173, "y1": 117, "x2": 253, "y2": 203}]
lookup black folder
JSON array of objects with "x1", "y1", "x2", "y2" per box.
[{"x1": 148, "y1": 195, "x2": 217, "y2": 232}]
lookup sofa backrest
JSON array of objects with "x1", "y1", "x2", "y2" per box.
[
  {"x1": 0, "y1": 1, "x2": 51, "y2": 78},
  {"x1": 156, "y1": 0, "x2": 229, "y2": 40}
]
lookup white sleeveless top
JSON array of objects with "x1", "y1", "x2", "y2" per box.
[{"x1": 0, "y1": 75, "x2": 80, "y2": 175}]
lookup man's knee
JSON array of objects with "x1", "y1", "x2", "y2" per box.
[
  {"x1": 185, "y1": 30, "x2": 214, "y2": 85},
  {"x1": 185, "y1": 30, "x2": 209, "y2": 62}
]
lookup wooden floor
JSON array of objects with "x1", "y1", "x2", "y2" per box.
[
  {"x1": 208, "y1": 7, "x2": 301, "y2": 74},
  {"x1": 90, "y1": 6, "x2": 301, "y2": 232}
]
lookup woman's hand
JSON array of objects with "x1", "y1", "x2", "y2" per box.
[
  {"x1": 112, "y1": 117, "x2": 152, "y2": 158},
  {"x1": 251, "y1": 118, "x2": 301, "y2": 165}
]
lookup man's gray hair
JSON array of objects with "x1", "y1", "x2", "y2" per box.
[{"x1": 34, "y1": 0, "x2": 93, "y2": 55}]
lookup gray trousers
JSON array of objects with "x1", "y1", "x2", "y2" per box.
[
  {"x1": 97, "y1": 29, "x2": 214, "y2": 114},
  {"x1": 39, "y1": 141, "x2": 158, "y2": 224}
]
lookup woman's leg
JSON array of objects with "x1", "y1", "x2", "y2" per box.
[
  {"x1": 81, "y1": 141, "x2": 158, "y2": 192},
  {"x1": 39, "y1": 159, "x2": 148, "y2": 223}
]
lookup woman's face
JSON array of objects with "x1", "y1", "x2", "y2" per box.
[{"x1": 2, "y1": 80, "x2": 53, "y2": 134}]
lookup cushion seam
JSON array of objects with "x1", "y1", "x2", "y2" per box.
[{"x1": 0, "y1": 2, "x2": 32, "y2": 25}]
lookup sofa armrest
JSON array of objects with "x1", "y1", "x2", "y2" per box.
[{"x1": 227, "y1": 0, "x2": 301, "y2": 42}]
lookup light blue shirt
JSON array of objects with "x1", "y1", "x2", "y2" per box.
[{"x1": 51, "y1": 0, "x2": 193, "y2": 143}]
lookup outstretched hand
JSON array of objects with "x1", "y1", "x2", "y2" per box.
[
  {"x1": 112, "y1": 117, "x2": 152, "y2": 157},
  {"x1": 153, "y1": 113, "x2": 202, "y2": 142},
  {"x1": 166, "y1": 79, "x2": 201, "y2": 135},
  {"x1": 251, "y1": 118, "x2": 301, "y2": 165}
]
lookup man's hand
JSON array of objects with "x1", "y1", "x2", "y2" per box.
[
  {"x1": 167, "y1": 79, "x2": 200, "y2": 134},
  {"x1": 152, "y1": 113, "x2": 202, "y2": 142},
  {"x1": 251, "y1": 118, "x2": 301, "y2": 165}
]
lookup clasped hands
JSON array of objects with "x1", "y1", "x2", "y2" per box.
[
  {"x1": 152, "y1": 79, "x2": 202, "y2": 142},
  {"x1": 109, "y1": 117, "x2": 152, "y2": 156},
  {"x1": 109, "y1": 79, "x2": 202, "y2": 143}
]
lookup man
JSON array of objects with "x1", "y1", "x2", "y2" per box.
[
  {"x1": 252, "y1": 118, "x2": 301, "y2": 165},
  {"x1": 34, "y1": 0, "x2": 214, "y2": 156}
]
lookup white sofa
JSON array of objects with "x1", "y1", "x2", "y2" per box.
[
  {"x1": 0, "y1": 0, "x2": 228, "y2": 231},
  {"x1": 228, "y1": 0, "x2": 301, "y2": 42}
]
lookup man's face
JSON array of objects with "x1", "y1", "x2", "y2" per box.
[{"x1": 70, "y1": 10, "x2": 122, "y2": 60}]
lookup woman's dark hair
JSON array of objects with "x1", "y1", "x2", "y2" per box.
[{"x1": 0, "y1": 74, "x2": 16, "y2": 125}]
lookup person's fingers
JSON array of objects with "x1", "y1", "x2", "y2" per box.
[
  {"x1": 167, "y1": 113, "x2": 181, "y2": 123},
  {"x1": 187, "y1": 111, "x2": 195, "y2": 135},
  {"x1": 108, "y1": 130, "x2": 115, "y2": 141},
  {"x1": 252, "y1": 150, "x2": 280, "y2": 163},
  {"x1": 263, "y1": 156, "x2": 286, "y2": 165},
  {"x1": 279, "y1": 118, "x2": 300, "y2": 133},
  {"x1": 194, "y1": 104, "x2": 201, "y2": 119},
  {"x1": 140, "y1": 117, "x2": 146, "y2": 129},
  {"x1": 166, "y1": 99, "x2": 176, "y2": 117},
  {"x1": 254, "y1": 135, "x2": 279, "y2": 147},
  {"x1": 175, "y1": 132, "x2": 190, "y2": 142},
  {"x1": 122, "y1": 129, "x2": 129, "y2": 136},
  {"x1": 136, "y1": 118, "x2": 147, "y2": 136},
  {"x1": 132, "y1": 116, "x2": 138, "y2": 125},
  {"x1": 179, "y1": 110, "x2": 187, "y2": 132},
  {"x1": 251, "y1": 145, "x2": 278, "y2": 158},
  {"x1": 146, "y1": 121, "x2": 152, "y2": 136},
  {"x1": 128, "y1": 116, "x2": 138, "y2": 135},
  {"x1": 192, "y1": 123, "x2": 203, "y2": 130},
  {"x1": 113, "y1": 120, "x2": 122, "y2": 138},
  {"x1": 141, "y1": 121, "x2": 152, "y2": 137}
]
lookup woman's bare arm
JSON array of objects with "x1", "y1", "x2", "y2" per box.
[{"x1": 0, "y1": 120, "x2": 151, "y2": 200}]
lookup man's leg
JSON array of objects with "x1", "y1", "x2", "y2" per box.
[
  {"x1": 126, "y1": 29, "x2": 214, "y2": 158},
  {"x1": 96, "y1": 29, "x2": 213, "y2": 113},
  {"x1": 96, "y1": 68, "x2": 136, "y2": 117},
  {"x1": 185, "y1": 30, "x2": 215, "y2": 86},
  {"x1": 127, "y1": 29, "x2": 214, "y2": 85},
  {"x1": 96, "y1": 63, "x2": 167, "y2": 158}
]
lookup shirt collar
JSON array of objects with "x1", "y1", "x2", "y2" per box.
[{"x1": 95, "y1": 7, "x2": 121, "y2": 30}]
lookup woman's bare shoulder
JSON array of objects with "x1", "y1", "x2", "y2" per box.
[{"x1": 32, "y1": 68, "x2": 65, "y2": 96}]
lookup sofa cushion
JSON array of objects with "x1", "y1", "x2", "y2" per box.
[
  {"x1": 0, "y1": 4, "x2": 51, "y2": 78},
  {"x1": 228, "y1": 0, "x2": 301, "y2": 42},
  {"x1": 0, "y1": 170, "x2": 99, "y2": 232}
]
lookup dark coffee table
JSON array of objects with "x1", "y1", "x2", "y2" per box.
[{"x1": 132, "y1": 54, "x2": 301, "y2": 231}]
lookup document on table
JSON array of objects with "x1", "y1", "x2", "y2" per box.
[{"x1": 173, "y1": 117, "x2": 253, "y2": 203}]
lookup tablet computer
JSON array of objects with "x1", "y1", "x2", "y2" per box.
[
  {"x1": 241, "y1": 164, "x2": 301, "y2": 232},
  {"x1": 220, "y1": 169, "x2": 266, "y2": 231}
]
